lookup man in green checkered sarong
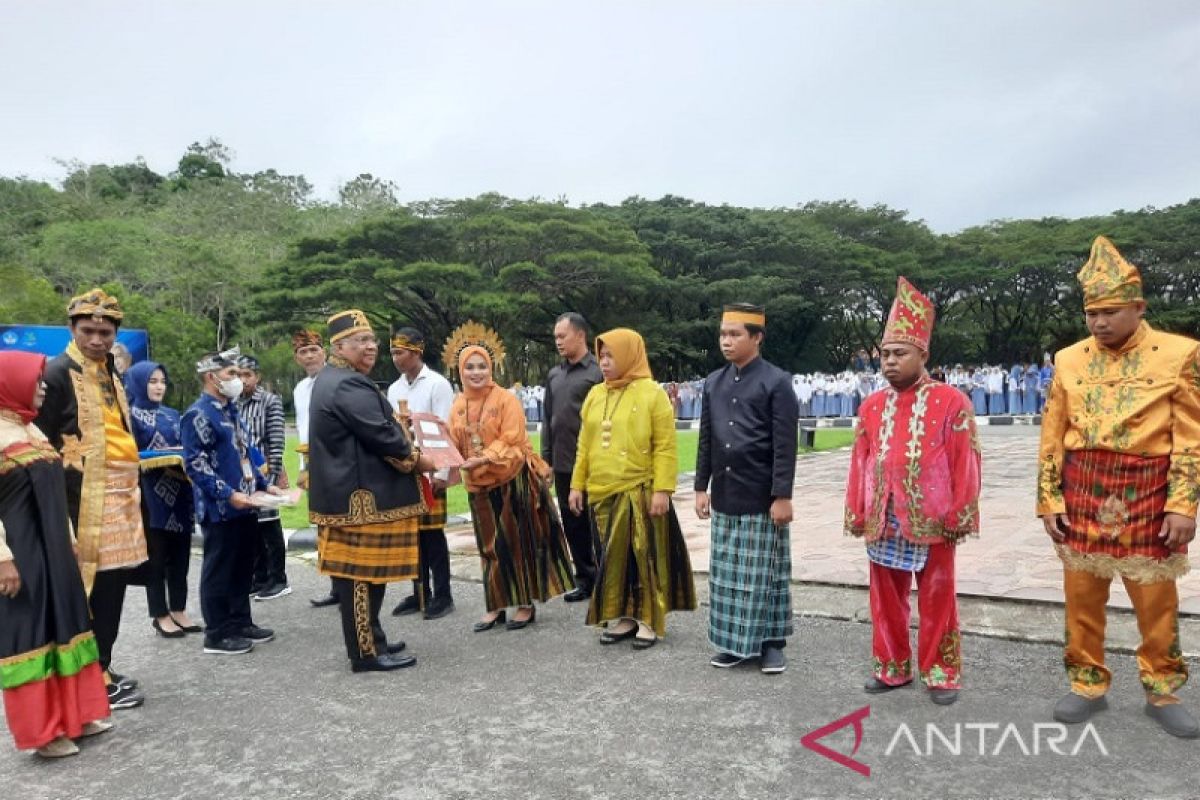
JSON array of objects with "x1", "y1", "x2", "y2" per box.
[{"x1": 694, "y1": 304, "x2": 799, "y2": 674}]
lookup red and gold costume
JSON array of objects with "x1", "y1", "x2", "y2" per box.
[
  {"x1": 1038, "y1": 237, "x2": 1198, "y2": 702},
  {"x1": 844, "y1": 277, "x2": 982, "y2": 689}
]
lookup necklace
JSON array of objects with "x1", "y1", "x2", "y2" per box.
[
  {"x1": 464, "y1": 390, "x2": 492, "y2": 456},
  {"x1": 600, "y1": 388, "x2": 626, "y2": 449}
]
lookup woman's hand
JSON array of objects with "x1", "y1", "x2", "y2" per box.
[
  {"x1": 0, "y1": 560, "x2": 21, "y2": 598},
  {"x1": 460, "y1": 456, "x2": 489, "y2": 472},
  {"x1": 649, "y1": 491, "x2": 671, "y2": 517},
  {"x1": 568, "y1": 489, "x2": 585, "y2": 516}
]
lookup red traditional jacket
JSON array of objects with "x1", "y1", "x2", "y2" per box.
[{"x1": 844, "y1": 375, "x2": 982, "y2": 545}]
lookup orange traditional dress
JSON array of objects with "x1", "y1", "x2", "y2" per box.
[
  {"x1": 844, "y1": 278, "x2": 982, "y2": 691},
  {"x1": 445, "y1": 330, "x2": 574, "y2": 612},
  {"x1": 1038, "y1": 237, "x2": 1198, "y2": 702}
]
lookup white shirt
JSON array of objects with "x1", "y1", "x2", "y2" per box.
[
  {"x1": 294, "y1": 375, "x2": 315, "y2": 470},
  {"x1": 387, "y1": 364, "x2": 456, "y2": 481}
]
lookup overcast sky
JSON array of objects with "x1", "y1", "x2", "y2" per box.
[{"x1": 2, "y1": 1, "x2": 1197, "y2": 232}]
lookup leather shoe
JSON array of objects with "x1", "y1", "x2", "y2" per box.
[
  {"x1": 473, "y1": 610, "x2": 506, "y2": 632},
  {"x1": 391, "y1": 595, "x2": 421, "y2": 617},
  {"x1": 864, "y1": 677, "x2": 912, "y2": 694},
  {"x1": 563, "y1": 587, "x2": 591, "y2": 603},
  {"x1": 351, "y1": 653, "x2": 417, "y2": 672},
  {"x1": 309, "y1": 593, "x2": 338, "y2": 608},
  {"x1": 505, "y1": 606, "x2": 536, "y2": 630},
  {"x1": 600, "y1": 626, "x2": 637, "y2": 644},
  {"x1": 152, "y1": 619, "x2": 186, "y2": 639}
]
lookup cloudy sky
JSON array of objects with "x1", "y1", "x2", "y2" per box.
[{"x1": 2, "y1": 1, "x2": 1197, "y2": 231}]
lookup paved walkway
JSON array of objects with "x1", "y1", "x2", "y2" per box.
[{"x1": 447, "y1": 427, "x2": 1200, "y2": 615}]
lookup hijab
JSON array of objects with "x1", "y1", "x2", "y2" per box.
[
  {"x1": 457, "y1": 345, "x2": 495, "y2": 400},
  {"x1": 0, "y1": 350, "x2": 47, "y2": 424},
  {"x1": 124, "y1": 360, "x2": 166, "y2": 410},
  {"x1": 595, "y1": 328, "x2": 653, "y2": 389}
]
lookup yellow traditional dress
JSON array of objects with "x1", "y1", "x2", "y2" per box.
[{"x1": 571, "y1": 329, "x2": 695, "y2": 636}]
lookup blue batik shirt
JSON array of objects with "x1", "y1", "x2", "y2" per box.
[
  {"x1": 124, "y1": 361, "x2": 194, "y2": 533},
  {"x1": 181, "y1": 392, "x2": 267, "y2": 525}
]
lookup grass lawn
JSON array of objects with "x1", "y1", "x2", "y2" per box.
[{"x1": 281, "y1": 426, "x2": 855, "y2": 529}]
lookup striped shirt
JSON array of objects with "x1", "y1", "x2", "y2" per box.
[{"x1": 237, "y1": 387, "x2": 285, "y2": 482}]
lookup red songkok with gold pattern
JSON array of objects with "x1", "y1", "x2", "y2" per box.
[{"x1": 881, "y1": 276, "x2": 934, "y2": 352}]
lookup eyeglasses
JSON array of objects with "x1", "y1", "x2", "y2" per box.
[{"x1": 346, "y1": 335, "x2": 380, "y2": 347}]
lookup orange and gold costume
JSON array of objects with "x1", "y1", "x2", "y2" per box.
[{"x1": 1038, "y1": 236, "x2": 1197, "y2": 702}]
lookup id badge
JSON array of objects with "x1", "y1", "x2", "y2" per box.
[{"x1": 241, "y1": 457, "x2": 254, "y2": 481}]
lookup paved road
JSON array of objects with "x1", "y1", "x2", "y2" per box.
[{"x1": 3, "y1": 560, "x2": 1196, "y2": 800}]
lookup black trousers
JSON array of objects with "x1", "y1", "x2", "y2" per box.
[
  {"x1": 408, "y1": 529, "x2": 452, "y2": 602},
  {"x1": 89, "y1": 568, "x2": 129, "y2": 674},
  {"x1": 252, "y1": 517, "x2": 288, "y2": 588},
  {"x1": 144, "y1": 527, "x2": 191, "y2": 617},
  {"x1": 200, "y1": 515, "x2": 257, "y2": 641},
  {"x1": 555, "y1": 471, "x2": 598, "y2": 592},
  {"x1": 332, "y1": 578, "x2": 388, "y2": 660}
]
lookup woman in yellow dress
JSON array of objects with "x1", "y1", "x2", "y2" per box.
[
  {"x1": 569, "y1": 328, "x2": 695, "y2": 648},
  {"x1": 445, "y1": 323, "x2": 575, "y2": 632}
]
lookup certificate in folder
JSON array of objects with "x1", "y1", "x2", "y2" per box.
[{"x1": 409, "y1": 412, "x2": 464, "y2": 472}]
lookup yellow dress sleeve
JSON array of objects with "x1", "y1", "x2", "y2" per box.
[
  {"x1": 1165, "y1": 344, "x2": 1200, "y2": 517},
  {"x1": 1036, "y1": 370, "x2": 1069, "y2": 516},
  {"x1": 649, "y1": 385, "x2": 678, "y2": 493},
  {"x1": 570, "y1": 389, "x2": 598, "y2": 492}
]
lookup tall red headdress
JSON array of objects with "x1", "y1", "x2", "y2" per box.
[{"x1": 881, "y1": 276, "x2": 934, "y2": 351}]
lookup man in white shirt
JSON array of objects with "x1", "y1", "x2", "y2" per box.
[
  {"x1": 291, "y1": 330, "x2": 341, "y2": 610},
  {"x1": 386, "y1": 326, "x2": 457, "y2": 620}
]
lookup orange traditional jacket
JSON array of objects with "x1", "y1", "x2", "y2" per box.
[
  {"x1": 844, "y1": 376, "x2": 982, "y2": 545},
  {"x1": 448, "y1": 386, "x2": 547, "y2": 492},
  {"x1": 1037, "y1": 321, "x2": 1200, "y2": 518}
]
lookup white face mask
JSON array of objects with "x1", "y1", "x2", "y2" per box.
[{"x1": 217, "y1": 376, "x2": 243, "y2": 399}]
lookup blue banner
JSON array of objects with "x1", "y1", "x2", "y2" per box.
[{"x1": 0, "y1": 325, "x2": 150, "y2": 362}]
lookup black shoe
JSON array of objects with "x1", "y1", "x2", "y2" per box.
[
  {"x1": 168, "y1": 614, "x2": 203, "y2": 633},
  {"x1": 108, "y1": 671, "x2": 138, "y2": 690},
  {"x1": 385, "y1": 641, "x2": 407, "y2": 655},
  {"x1": 1053, "y1": 692, "x2": 1108, "y2": 724},
  {"x1": 864, "y1": 677, "x2": 913, "y2": 694},
  {"x1": 929, "y1": 689, "x2": 959, "y2": 706},
  {"x1": 351, "y1": 653, "x2": 417, "y2": 672},
  {"x1": 600, "y1": 626, "x2": 638, "y2": 645},
  {"x1": 310, "y1": 593, "x2": 339, "y2": 608},
  {"x1": 423, "y1": 597, "x2": 455, "y2": 620},
  {"x1": 632, "y1": 633, "x2": 657, "y2": 650},
  {"x1": 473, "y1": 610, "x2": 507, "y2": 632},
  {"x1": 760, "y1": 646, "x2": 787, "y2": 674},
  {"x1": 505, "y1": 606, "x2": 536, "y2": 630},
  {"x1": 106, "y1": 682, "x2": 145, "y2": 709},
  {"x1": 203, "y1": 636, "x2": 254, "y2": 655},
  {"x1": 152, "y1": 618, "x2": 187, "y2": 639},
  {"x1": 1144, "y1": 702, "x2": 1200, "y2": 739},
  {"x1": 254, "y1": 583, "x2": 292, "y2": 601},
  {"x1": 711, "y1": 652, "x2": 747, "y2": 668},
  {"x1": 391, "y1": 595, "x2": 421, "y2": 617},
  {"x1": 563, "y1": 587, "x2": 591, "y2": 603},
  {"x1": 249, "y1": 583, "x2": 268, "y2": 596},
  {"x1": 239, "y1": 625, "x2": 275, "y2": 644}
]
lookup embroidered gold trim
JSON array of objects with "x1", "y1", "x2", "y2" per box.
[
  {"x1": 0, "y1": 631, "x2": 95, "y2": 667},
  {"x1": 1056, "y1": 544, "x2": 1190, "y2": 584},
  {"x1": 308, "y1": 489, "x2": 427, "y2": 527},
  {"x1": 352, "y1": 581, "x2": 376, "y2": 658}
]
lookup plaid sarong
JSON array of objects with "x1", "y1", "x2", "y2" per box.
[
  {"x1": 866, "y1": 510, "x2": 930, "y2": 572},
  {"x1": 419, "y1": 489, "x2": 448, "y2": 533},
  {"x1": 317, "y1": 516, "x2": 419, "y2": 584},
  {"x1": 708, "y1": 510, "x2": 793, "y2": 658}
]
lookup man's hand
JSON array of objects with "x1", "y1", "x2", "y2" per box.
[
  {"x1": 266, "y1": 485, "x2": 285, "y2": 497},
  {"x1": 770, "y1": 497, "x2": 794, "y2": 526},
  {"x1": 431, "y1": 477, "x2": 448, "y2": 493},
  {"x1": 415, "y1": 454, "x2": 436, "y2": 474},
  {"x1": 0, "y1": 560, "x2": 20, "y2": 598},
  {"x1": 1159, "y1": 512, "x2": 1197, "y2": 550},
  {"x1": 229, "y1": 492, "x2": 254, "y2": 510},
  {"x1": 276, "y1": 470, "x2": 290, "y2": 491},
  {"x1": 1041, "y1": 513, "x2": 1070, "y2": 543},
  {"x1": 650, "y1": 491, "x2": 671, "y2": 517},
  {"x1": 568, "y1": 489, "x2": 585, "y2": 516},
  {"x1": 694, "y1": 490, "x2": 711, "y2": 520}
]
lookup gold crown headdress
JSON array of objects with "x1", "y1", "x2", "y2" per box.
[{"x1": 442, "y1": 321, "x2": 506, "y2": 375}]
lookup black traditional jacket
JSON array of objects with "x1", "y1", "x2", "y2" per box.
[{"x1": 307, "y1": 360, "x2": 426, "y2": 526}]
